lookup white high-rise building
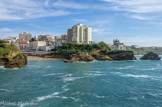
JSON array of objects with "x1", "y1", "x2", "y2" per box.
[{"x1": 67, "y1": 24, "x2": 92, "y2": 44}]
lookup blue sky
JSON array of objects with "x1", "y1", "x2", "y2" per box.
[{"x1": 0, "y1": 0, "x2": 162, "y2": 46}]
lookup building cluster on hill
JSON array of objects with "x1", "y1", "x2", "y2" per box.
[{"x1": 3, "y1": 24, "x2": 92, "y2": 52}]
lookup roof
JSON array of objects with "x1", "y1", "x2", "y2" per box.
[{"x1": 19, "y1": 41, "x2": 28, "y2": 44}]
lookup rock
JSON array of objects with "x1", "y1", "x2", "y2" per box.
[
  {"x1": 64, "y1": 60, "x2": 73, "y2": 63},
  {"x1": 0, "y1": 58, "x2": 8, "y2": 66},
  {"x1": 0, "y1": 53, "x2": 28, "y2": 68},
  {"x1": 64, "y1": 54, "x2": 94, "y2": 63},
  {"x1": 108, "y1": 51, "x2": 136, "y2": 60},
  {"x1": 93, "y1": 54, "x2": 113, "y2": 61},
  {"x1": 140, "y1": 52, "x2": 161, "y2": 60},
  {"x1": 77, "y1": 55, "x2": 94, "y2": 61}
]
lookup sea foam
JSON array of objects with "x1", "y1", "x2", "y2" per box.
[
  {"x1": 37, "y1": 92, "x2": 60, "y2": 102},
  {"x1": 111, "y1": 72, "x2": 152, "y2": 78},
  {"x1": 43, "y1": 73, "x2": 64, "y2": 76}
]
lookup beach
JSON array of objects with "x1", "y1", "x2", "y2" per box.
[{"x1": 27, "y1": 56, "x2": 65, "y2": 61}]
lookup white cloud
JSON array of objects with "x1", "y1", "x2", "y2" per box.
[
  {"x1": 0, "y1": 28, "x2": 12, "y2": 32},
  {"x1": 45, "y1": 0, "x2": 50, "y2": 6},
  {"x1": 101, "y1": 0, "x2": 162, "y2": 20},
  {"x1": 53, "y1": 0, "x2": 88, "y2": 9},
  {"x1": 73, "y1": 19, "x2": 87, "y2": 22},
  {"x1": 0, "y1": 0, "x2": 70, "y2": 20},
  {"x1": 125, "y1": 14, "x2": 156, "y2": 20},
  {"x1": 101, "y1": 0, "x2": 162, "y2": 13}
]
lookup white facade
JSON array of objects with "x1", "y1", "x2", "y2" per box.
[
  {"x1": 30, "y1": 41, "x2": 55, "y2": 51},
  {"x1": 30, "y1": 41, "x2": 47, "y2": 50},
  {"x1": 68, "y1": 24, "x2": 92, "y2": 44},
  {"x1": 55, "y1": 39, "x2": 67, "y2": 47},
  {"x1": 39, "y1": 46, "x2": 54, "y2": 51}
]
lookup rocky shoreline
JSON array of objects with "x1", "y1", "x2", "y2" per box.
[{"x1": 1, "y1": 50, "x2": 161, "y2": 68}]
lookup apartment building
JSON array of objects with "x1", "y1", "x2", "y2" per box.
[{"x1": 67, "y1": 24, "x2": 92, "y2": 44}]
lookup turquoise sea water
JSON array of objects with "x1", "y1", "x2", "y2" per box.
[{"x1": 0, "y1": 56, "x2": 162, "y2": 107}]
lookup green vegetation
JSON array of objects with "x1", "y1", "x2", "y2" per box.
[
  {"x1": 52, "y1": 42, "x2": 111, "y2": 54},
  {"x1": 16, "y1": 53, "x2": 22, "y2": 58},
  {"x1": 0, "y1": 41, "x2": 19, "y2": 56},
  {"x1": 0, "y1": 40, "x2": 8, "y2": 47},
  {"x1": 0, "y1": 40, "x2": 8, "y2": 44}
]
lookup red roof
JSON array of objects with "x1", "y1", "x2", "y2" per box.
[{"x1": 19, "y1": 41, "x2": 28, "y2": 44}]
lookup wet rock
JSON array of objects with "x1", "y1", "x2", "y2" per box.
[
  {"x1": 64, "y1": 55, "x2": 94, "y2": 63},
  {"x1": 108, "y1": 51, "x2": 136, "y2": 60},
  {"x1": 140, "y1": 52, "x2": 161, "y2": 60},
  {"x1": 93, "y1": 54, "x2": 113, "y2": 61}
]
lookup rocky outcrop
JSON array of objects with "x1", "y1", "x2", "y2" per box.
[
  {"x1": 107, "y1": 51, "x2": 136, "y2": 60},
  {"x1": 0, "y1": 51, "x2": 28, "y2": 68},
  {"x1": 64, "y1": 55, "x2": 94, "y2": 63},
  {"x1": 5, "y1": 54, "x2": 28, "y2": 68},
  {"x1": 140, "y1": 52, "x2": 161, "y2": 60},
  {"x1": 92, "y1": 54, "x2": 113, "y2": 61},
  {"x1": 64, "y1": 51, "x2": 136, "y2": 62}
]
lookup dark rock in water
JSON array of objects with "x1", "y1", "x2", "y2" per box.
[
  {"x1": 140, "y1": 52, "x2": 161, "y2": 60},
  {"x1": 108, "y1": 51, "x2": 136, "y2": 60},
  {"x1": 0, "y1": 53, "x2": 27, "y2": 68}
]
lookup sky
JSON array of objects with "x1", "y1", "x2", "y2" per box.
[{"x1": 0, "y1": 0, "x2": 162, "y2": 46}]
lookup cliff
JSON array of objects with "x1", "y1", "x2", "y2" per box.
[{"x1": 0, "y1": 51, "x2": 27, "y2": 68}]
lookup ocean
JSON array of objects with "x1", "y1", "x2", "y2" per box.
[{"x1": 0, "y1": 56, "x2": 162, "y2": 107}]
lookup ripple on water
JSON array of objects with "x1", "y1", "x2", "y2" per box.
[
  {"x1": 111, "y1": 72, "x2": 152, "y2": 78},
  {"x1": 116, "y1": 66, "x2": 136, "y2": 70},
  {"x1": 0, "y1": 89, "x2": 12, "y2": 92},
  {"x1": 43, "y1": 73, "x2": 64, "y2": 76},
  {"x1": 37, "y1": 92, "x2": 60, "y2": 102},
  {"x1": 92, "y1": 94, "x2": 105, "y2": 99}
]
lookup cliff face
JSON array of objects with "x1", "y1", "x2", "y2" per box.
[{"x1": 0, "y1": 51, "x2": 27, "y2": 68}]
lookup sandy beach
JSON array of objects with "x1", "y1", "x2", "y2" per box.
[{"x1": 28, "y1": 56, "x2": 65, "y2": 61}]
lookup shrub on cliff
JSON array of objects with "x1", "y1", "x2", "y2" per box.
[{"x1": 0, "y1": 45, "x2": 19, "y2": 57}]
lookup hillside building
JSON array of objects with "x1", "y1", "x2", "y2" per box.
[{"x1": 112, "y1": 39, "x2": 127, "y2": 50}]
